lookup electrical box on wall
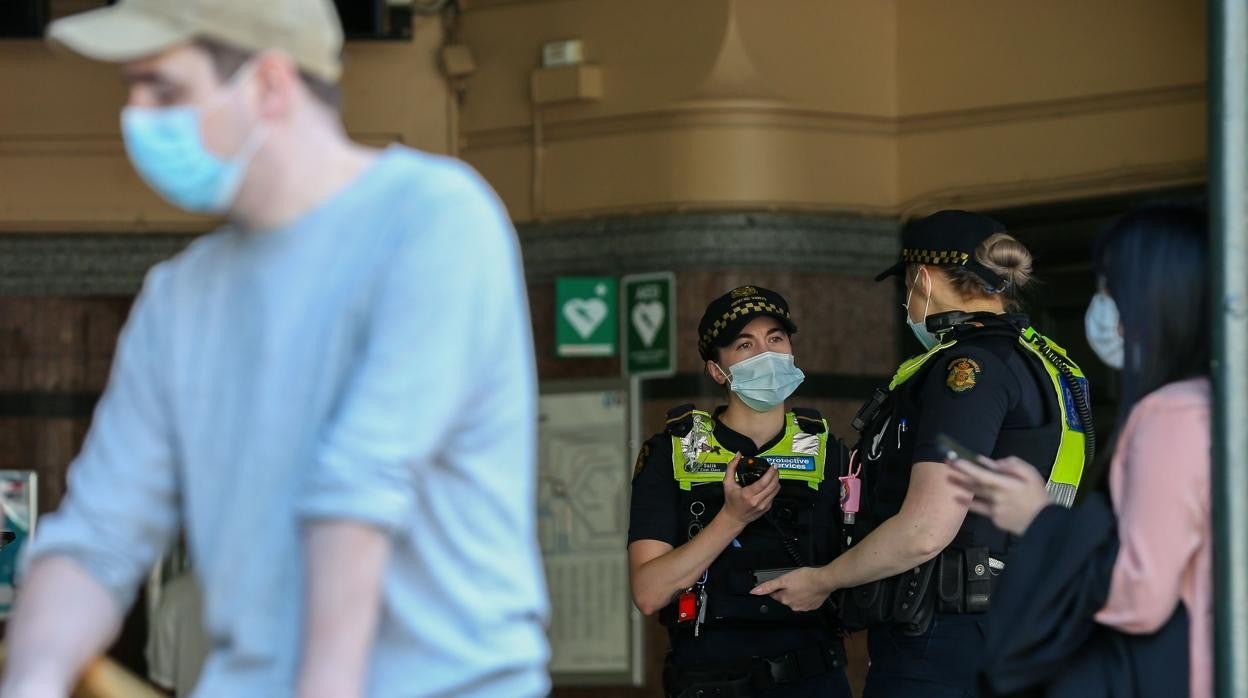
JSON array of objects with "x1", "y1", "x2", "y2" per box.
[
  {"x1": 441, "y1": 43, "x2": 476, "y2": 78},
  {"x1": 531, "y1": 64, "x2": 603, "y2": 105}
]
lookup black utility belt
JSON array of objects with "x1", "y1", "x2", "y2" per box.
[
  {"x1": 660, "y1": 588, "x2": 824, "y2": 630},
  {"x1": 840, "y1": 546, "x2": 1003, "y2": 634}
]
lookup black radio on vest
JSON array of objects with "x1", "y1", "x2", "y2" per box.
[{"x1": 735, "y1": 456, "x2": 772, "y2": 487}]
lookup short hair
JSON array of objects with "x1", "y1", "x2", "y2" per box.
[{"x1": 195, "y1": 37, "x2": 341, "y2": 110}]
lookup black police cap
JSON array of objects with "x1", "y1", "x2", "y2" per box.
[
  {"x1": 697, "y1": 286, "x2": 797, "y2": 361},
  {"x1": 875, "y1": 210, "x2": 1008, "y2": 289}
]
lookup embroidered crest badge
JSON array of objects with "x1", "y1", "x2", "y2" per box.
[
  {"x1": 633, "y1": 442, "x2": 651, "y2": 479},
  {"x1": 947, "y1": 357, "x2": 982, "y2": 393}
]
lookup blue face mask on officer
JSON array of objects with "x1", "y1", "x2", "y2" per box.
[
  {"x1": 715, "y1": 351, "x2": 806, "y2": 412},
  {"x1": 904, "y1": 266, "x2": 941, "y2": 351},
  {"x1": 120, "y1": 62, "x2": 265, "y2": 214}
]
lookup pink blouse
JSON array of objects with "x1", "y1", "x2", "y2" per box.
[{"x1": 1095, "y1": 377, "x2": 1212, "y2": 698}]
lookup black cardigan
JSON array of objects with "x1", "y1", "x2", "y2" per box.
[{"x1": 978, "y1": 492, "x2": 1190, "y2": 698}]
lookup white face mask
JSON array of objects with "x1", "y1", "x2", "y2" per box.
[
  {"x1": 1084, "y1": 292, "x2": 1124, "y2": 370},
  {"x1": 904, "y1": 267, "x2": 940, "y2": 350}
]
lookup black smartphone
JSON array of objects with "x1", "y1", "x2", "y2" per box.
[
  {"x1": 936, "y1": 433, "x2": 992, "y2": 467},
  {"x1": 752, "y1": 567, "x2": 797, "y2": 585}
]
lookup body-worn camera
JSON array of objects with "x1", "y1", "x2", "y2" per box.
[{"x1": 735, "y1": 455, "x2": 772, "y2": 487}]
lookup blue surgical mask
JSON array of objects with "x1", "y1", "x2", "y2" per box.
[
  {"x1": 904, "y1": 267, "x2": 941, "y2": 351},
  {"x1": 120, "y1": 73, "x2": 263, "y2": 214},
  {"x1": 1084, "y1": 291, "x2": 1124, "y2": 370},
  {"x1": 716, "y1": 351, "x2": 805, "y2": 412}
]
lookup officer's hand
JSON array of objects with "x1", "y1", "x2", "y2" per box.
[
  {"x1": 720, "y1": 453, "x2": 780, "y2": 528},
  {"x1": 749, "y1": 566, "x2": 833, "y2": 612},
  {"x1": 947, "y1": 455, "x2": 1051, "y2": 536}
]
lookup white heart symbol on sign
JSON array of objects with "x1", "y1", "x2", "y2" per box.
[
  {"x1": 631, "y1": 301, "x2": 665, "y2": 348},
  {"x1": 562, "y1": 298, "x2": 608, "y2": 339}
]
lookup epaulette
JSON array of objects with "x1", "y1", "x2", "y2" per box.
[
  {"x1": 791, "y1": 407, "x2": 826, "y2": 435},
  {"x1": 664, "y1": 403, "x2": 697, "y2": 437}
]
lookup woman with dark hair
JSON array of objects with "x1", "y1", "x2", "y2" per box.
[{"x1": 949, "y1": 203, "x2": 1212, "y2": 697}]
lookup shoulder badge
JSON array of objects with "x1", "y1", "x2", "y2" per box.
[
  {"x1": 946, "y1": 357, "x2": 982, "y2": 393},
  {"x1": 664, "y1": 403, "x2": 696, "y2": 437},
  {"x1": 791, "y1": 407, "x2": 827, "y2": 434},
  {"x1": 633, "y1": 442, "x2": 652, "y2": 479}
]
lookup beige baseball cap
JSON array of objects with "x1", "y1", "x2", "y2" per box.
[{"x1": 47, "y1": 0, "x2": 344, "y2": 83}]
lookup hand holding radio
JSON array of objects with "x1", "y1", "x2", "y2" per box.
[
  {"x1": 722, "y1": 453, "x2": 780, "y2": 527},
  {"x1": 734, "y1": 455, "x2": 772, "y2": 487}
]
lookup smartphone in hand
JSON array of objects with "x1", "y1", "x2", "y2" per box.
[
  {"x1": 936, "y1": 433, "x2": 994, "y2": 468},
  {"x1": 752, "y1": 567, "x2": 797, "y2": 586}
]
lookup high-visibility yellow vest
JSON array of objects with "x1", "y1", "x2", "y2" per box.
[
  {"x1": 669, "y1": 409, "x2": 828, "y2": 491},
  {"x1": 886, "y1": 327, "x2": 1090, "y2": 506}
]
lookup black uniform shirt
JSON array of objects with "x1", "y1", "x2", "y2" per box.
[
  {"x1": 863, "y1": 325, "x2": 1053, "y2": 548},
  {"x1": 628, "y1": 407, "x2": 846, "y2": 668},
  {"x1": 909, "y1": 333, "x2": 1047, "y2": 466}
]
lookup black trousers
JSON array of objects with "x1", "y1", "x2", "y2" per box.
[
  {"x1": 666, "y1": 659, "x2": 852, "y2": 698},
  {"x1": 863, "y1": 614, "x2": 985, "y2": 698}
]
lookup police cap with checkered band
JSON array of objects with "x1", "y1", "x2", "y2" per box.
[
  {"x1": 697, "y1": 286, "x2": 797, "y2": 361},
  {"x1": 875, "y1": 210, "x2": 1009, "y2": 290}
]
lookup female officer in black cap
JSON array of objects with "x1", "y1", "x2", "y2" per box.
[
  {"x1": 751, "y1": 211, "x2": 1095, "y2": 697},
  {"x1": 627, "y1": 286, "x2": 852, "y2": 698}
]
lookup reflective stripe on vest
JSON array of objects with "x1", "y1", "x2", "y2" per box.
[
  {"x1": 886, "y1": 328, "x2": 1087, "y2": 507},
  {"x1": 1019, "y1": 328, "x2": 1088, "y2": 507},
  {"x1": 889, "y1": 340, "x2": 960, "y2": 391},
  {"x1": 671, "y1": 410, "x2": 828, "y2": 490}
]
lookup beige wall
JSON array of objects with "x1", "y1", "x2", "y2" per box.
[
  {"x1": 0, "y1": 0, "x2": 1207, "y2": 231},
  {"x1": 459, "y1": 0, "x2": 901, "y2": 219},
  {"x1": 896, "y1": 0, "x2": 1207, "y2": 213},
  {"x1": 456, "y1": 0, "x2": 1204, "y2": 220}
]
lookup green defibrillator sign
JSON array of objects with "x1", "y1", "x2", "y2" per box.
[
  {"x1": 555, "y1": 276, "x2": 618, "y2": 358},
  {"x1": 622, "y1": 272, "x2": 676, "y2": 377}
]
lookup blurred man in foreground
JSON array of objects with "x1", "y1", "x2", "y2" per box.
[{"x1": 1, "y1": 2, "x2": 549, "y2": 696}]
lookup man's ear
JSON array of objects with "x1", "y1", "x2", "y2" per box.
[{"x1": 252, "y1": 50, "x2": 300, "y2": 121}]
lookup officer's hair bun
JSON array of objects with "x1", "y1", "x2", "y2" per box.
[
  {"x1": 938, "y1": 233, "x2": 1034, "y2": 311},
  {"x1": 976, "y1": 233, "x2": 1033, "y2": 290}
]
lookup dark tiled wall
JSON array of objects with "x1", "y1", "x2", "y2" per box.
[{"x1": 0, "y1": 297, "x2": 131, "y2": 517}]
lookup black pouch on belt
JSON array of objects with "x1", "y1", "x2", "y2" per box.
[
  {"x1": 892, "y1": 560, "x2": 936, "y2": 636},
  {"x1": 840, "y1": 577, "x2": 892, "y2": 632},
  {"x1": 964, "y1": 547, "x2": 993, "y2": 613},
  {"x1": 936, "y1": 548, "x2": 965, "y2": 613}
]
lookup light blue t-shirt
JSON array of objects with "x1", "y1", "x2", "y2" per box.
[{"x1": 24, "y1": 146, "x2": 551, "y2": 697}]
